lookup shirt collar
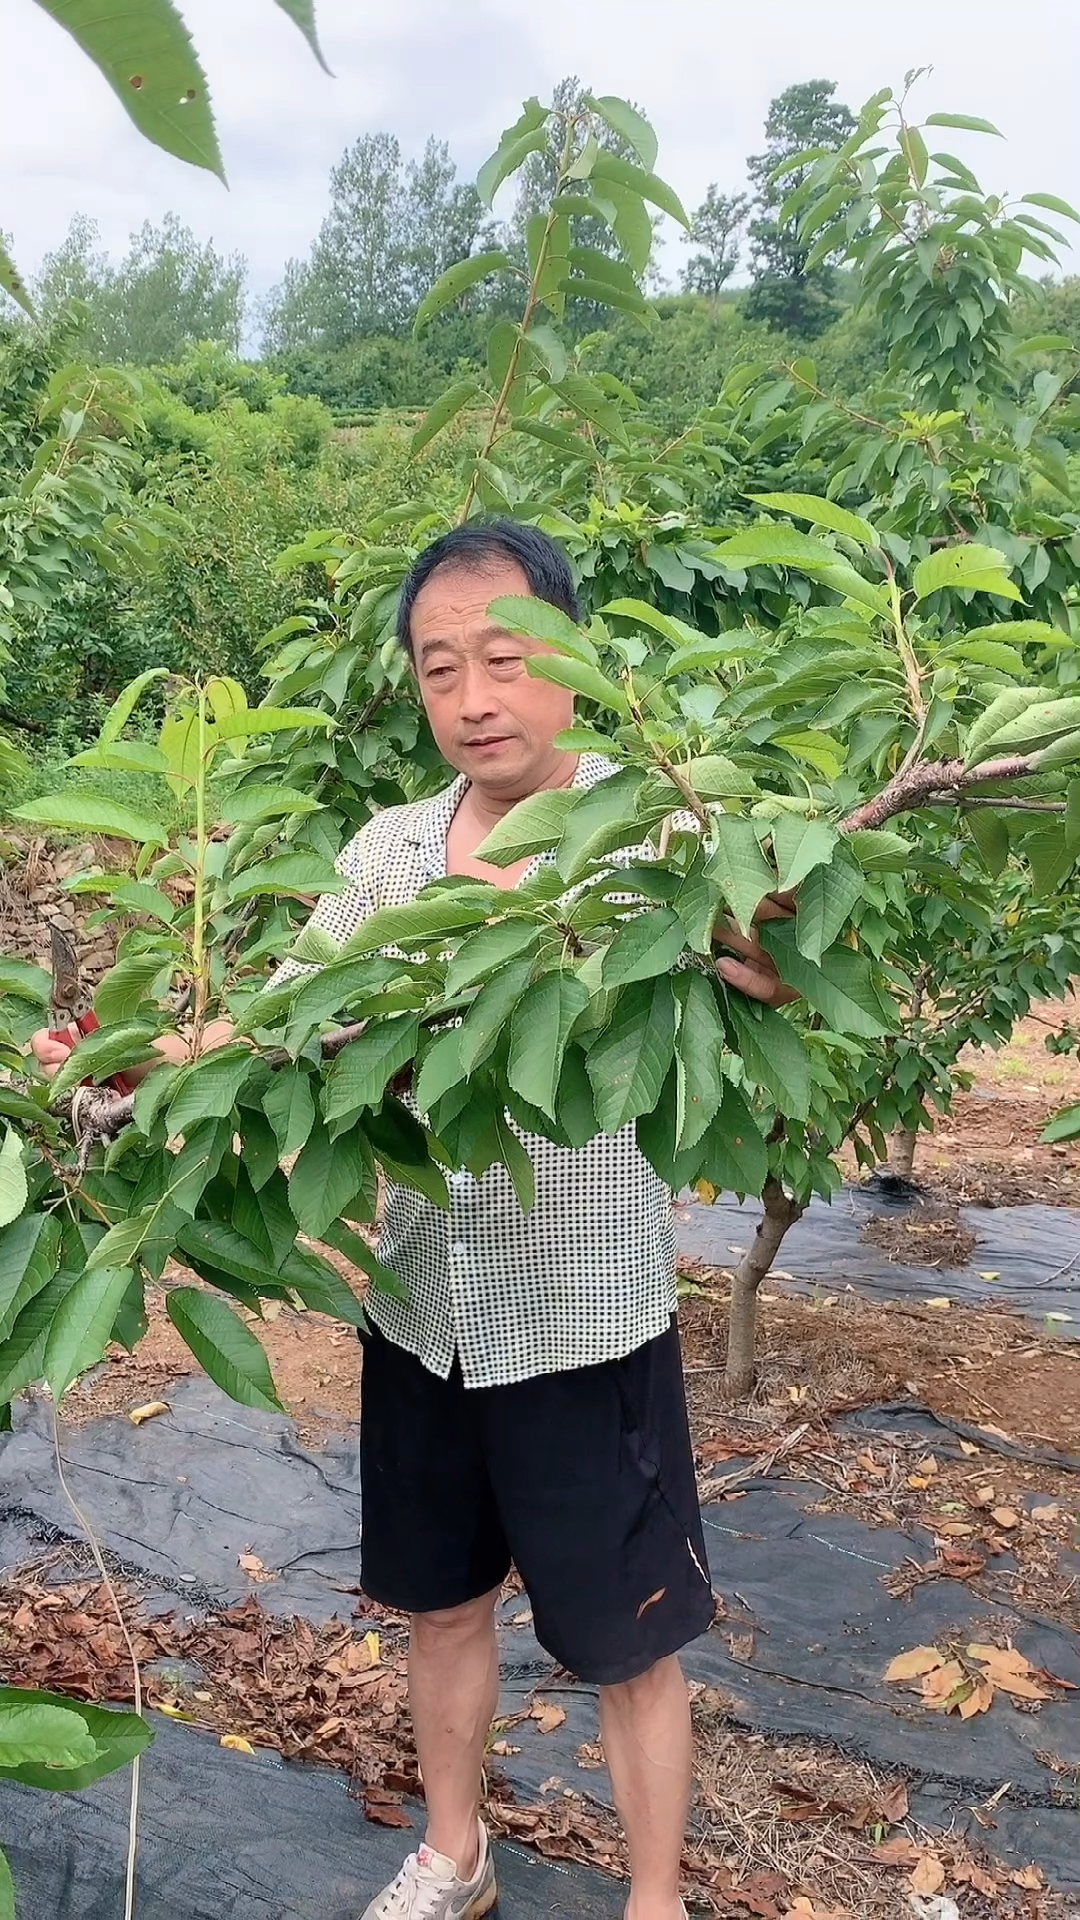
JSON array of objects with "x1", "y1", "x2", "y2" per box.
[{"x1": 405, "y1": 753, "x2": 617, "y2": 885}]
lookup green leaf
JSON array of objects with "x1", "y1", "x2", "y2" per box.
[
  {"x1": 747, "y1": 492, "x2": 876, "y2": 548},
  {"x1": 0, "y1": 1699, "x2": 97, "y2": 1770},
  {"x1": 674, "y1": 971, "x2": 725, "y2": 1153},
  {"x1": 555, "y1": 372, "x2": 630, "y2": 447},
  {"x1": 976, "y1": 696, "x2": 1080, "y2": 759},
  {"x1": 458, "y1": 956, "x2": 537, "y2": 1074},
  {"x1": 216, "y1": 707, "x2": 335, "y2": 740},
  {"x1": 556, "y1": 767, "x2": 645, "y2": 881},
  {"x1": 96, "y1": 667, "x2": 170, "y2": 746},
  {"x1": 844, "y1": 829, "x2": 913, "y2": 873},
  {"x1": 0, "y1": 1689, "x2": 151, "y2": 1791},
  {"x1": 1022, "y1": 192, "x2": 1080, "y2": 222},
  {"x1": 794, "y1": 855, "x2": 864, "y2": 963},
  {"x1": 414, "y1": 1027, "x2": 467, "y2": 1114},
  {"x1": 412, "y1": 377, "x2": 485, "y2": 455},
  {"x1": 70, "y1": 740, "x2": 169, "y2": 775},
  {"x1": 589, "y1": 152, "x2": 690, "y2": 228},
  {"x1": 227, "y1": 853, "x2": 346, "y2": 903},
  {"x1": 0, "y1": 237, "x2": 33, "y2": 315},
  {"x1": 35, "y1": 0, "x2": 222, "y2": 176},
  {"x1": 270, "y1": 0, "x2": 330, "y2": 69},
  {"x1": 43, "y1": 1265, "x2": 132, "y2": 1401},
  {"x1": 712, "y1": 523, "x2": 841, "y2": 570},
  {"x1": 93, "y1": 951, "x2": 172, "y2": 1025},
  {"x1": 924, "y1": 112, "x2": 1002, "y2": 135},
  {"x1": 284, "y1": 1252, "x2": 366, "y2": 1327},
  {"x1": 323, "y1": 1016, "x2": 420, "y2": 1123},
  {"x1": 486, "y1": 594, "x2": 597, "y2": 662},
  {"x1": 262, "y1": 1070, "x2": 316, "y2": 1158},
  {"x1": 362, "y1": 1099, "x2": 449, "y2": 1208},
  {"x1": 602, "y1": 599, "x2": 702, "y2": 650},
  {"x1": 414, "y1": 250, "x2": 510, "y2": 333},
  {"x1": 602, "y1": 907, "x2": 685, "y2": 987},
  {"x1": 0, "y1": 1129, "x2": 27, "y2": 1229},
  {"x1": 585, "y1": 93, "x2": 658, "y2": 169},
  {"x1": 586, "y1": 977, "x2": 677, "y2": 1131},
  {"x1": 1042, "y1": 1104, "x2": 1080, "y2": 1145},
  {"x1": 476, "y1": 125, "x2": 549, "y2": 207},
  {"x1": 175, "y1": 1220, "x2": 278, "y2": 1293},
  {"x1": 772, "y1": 732, "x2": 847, "y2": 778},
  {"x1": 215, "y1": 784, "x2": 322, "y2": 824},
  {"x1": 445, "y1": 920, "x2": 539, "y2": 995},
  {"x1": 165, "y1": 1046, "x2": 256, "y2": 1136},
  {"x1": 1030, "y1": 727, "x2": 1080, "y2": 772},
  {"x1": 474, "y1": 787, "x2": 580, "y2": 866},
  {"x1": 967, "y1": 808, "x2": 1010, "y2": 877},
  {"x1": 680, "y1": 756, "x2": 758, "y2": 801},
  {"x1": 526, "y1": 653, "x2": 630, "y2": 715},
  {"x1": 760, "y1": 926, "x2": 896, "y2": 1037},
  {"x1": 723, "y1": 996, "x2": 810, "y2": 1121},
  {"x1": 696, "y1": 1080, "x2": 770, "y2": 1197},
  {"x1": 12, "y1": 793, "x2": 170, "y2": 846},
  {"x1": 339, "y1": 888, "x2": 495, "y2": 955},
  {"x1": 288, "y1": 1120, "x2": 371, "y2": 1238},
  {"x1": 0, "y1": 1214, "x2": 61, "y2": 1343},
  {"x1": 166, "y1": 1288, "x2": 282, "y2": 1413},
  {"x1": 84, "y1": 1210, "x2": 155, "y2": 1272},
  {"x1": 0, "y1": 958, "x2": 51, "y2": 1005},
  {"x1": 963, "y1": 687, "x2": 1049, "y2": 767},
  {"x1": 318, "y1": 1220, "x2": 406, "y2": 1300},
  {"x1": 0, "y1": 1268, "x2": 82, "y2": 1405},
  {"x1": 912, "y1": 544, "x2": 1021, "y2": 603},
  {"x1": 771, "y1": 816, "x2": 838, "y2": 893},
  {"x1": 0, "y1": 1840, "x2": 12, "y2": 1920},
  {"x1": 508, "y1": 973, "x2": 589, "y2": 1120},
  {"x1": 705, "y1": 817, "x2": 776, "y2": 936},
  {"x1": 48, "y1": 1022, "x2": 162, "y2": 1102},
  {"x1": 492, "y1": 1109, "x2": 536, "y2": 1212}
]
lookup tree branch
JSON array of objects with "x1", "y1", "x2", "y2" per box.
[{"x1": 839, "y1": 754, "x2": 1036, "y2": 832}]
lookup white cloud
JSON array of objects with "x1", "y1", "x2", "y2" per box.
[{"x1": 2, "y1": 0, "x2": 1077, "y2": 312}]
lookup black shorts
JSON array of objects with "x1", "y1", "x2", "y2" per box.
[{"x1": 358, "y1": 1317, "x2": 714, "y2": 1687}]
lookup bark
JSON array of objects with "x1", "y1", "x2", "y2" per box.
[
  {"x1": 886, "y1": 1124, "x2": 920, "y2": 1179},
  {"x1": 725, "y1": 1175, "x2": 805, "y2": 1398},
  {"x1": 839, "y1": 753, "x2": 1035, "y2": 833}
]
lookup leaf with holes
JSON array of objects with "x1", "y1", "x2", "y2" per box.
[{"x1": 35, "y1": 0, "x2": 222, "y2": 175}]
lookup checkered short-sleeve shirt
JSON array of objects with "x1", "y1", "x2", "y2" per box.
[{"x1": 276, "y1": 755, "x2": 677, "y2": 1388}]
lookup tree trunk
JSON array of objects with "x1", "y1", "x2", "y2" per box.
[
  {"x1": 725, "y1": 1176, "x2": 805, "y2": 1398},
  {"x1": 887, "y1": 1124, "x2": 919, "y2": 1178}
]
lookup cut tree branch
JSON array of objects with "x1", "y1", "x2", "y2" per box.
[{"x1": 839, "y1": 754, "x2": 1036, "y2": 833}]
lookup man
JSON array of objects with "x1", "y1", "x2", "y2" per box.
[{"x1": 35, "y1": 521, "x2": 794, "y2": 1920}]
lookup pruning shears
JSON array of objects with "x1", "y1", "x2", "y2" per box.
[{"x1": 48, "y1": 926, "x2": 137, "y2": 1096}]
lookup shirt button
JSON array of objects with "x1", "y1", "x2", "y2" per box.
[{"x1": 451, "y1": 1242, "x2": 466, "y2": 1258}]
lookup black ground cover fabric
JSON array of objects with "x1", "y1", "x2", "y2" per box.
[
  {"x1": 2, "y1": 1377, "x2": 1079, "y2": 1903},
  {"x1": 676, "y1": 1187, "x2": 1080, "y2": 1332}
]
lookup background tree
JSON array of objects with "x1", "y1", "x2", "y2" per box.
[
  {"x1": 745, "y1": 78, "x2": 856, "y2": 336},
  {"x1": 262, "y1": 135, "x2": 484, "y2": 351},
  {"x1": 35, "y1": 213, "x2": 246, "y2": 363},
  {"x1": 680, "y1": 186, "x2": 751, "y2": 296}
]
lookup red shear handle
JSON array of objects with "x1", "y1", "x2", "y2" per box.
[{"x1": 47, "y1": 1010, "x2": 137, "y2": 1097}]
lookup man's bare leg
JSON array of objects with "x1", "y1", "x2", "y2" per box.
[
  {"x1": 408, "y1": 1588, "x2": 501, "y2": 1877},
  {"x1": 599, "y1": 1654, "x2": 691, "y2": 1920}
]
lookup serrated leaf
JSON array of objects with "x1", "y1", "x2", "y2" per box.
[
  {"x1": 771, "y1": 816, "x2": 838, "y2": 893},
  {"x1": 322, "y1": 1016, "x2": 419, "y2": 1123},
  {"x1": 794, "y1": 856, "x2": 863, "y2": 963},
  {"x1": 486, "y1": 594, "x2": 597, "y2": 662},
  {"x1": 411, "y1": 377, "x2": 485, "y2": 453},
  {"x1": 215, "y1": 707, "x2": 334, "y2": 740},
  {"x1": 458, "y1": 956, "x2": 537, "y2": 1074},
  {"x1": 43, "y1": 1264, "x2": 132, "y2": 1400},
  {"x1": 96, "y1": 667, "x2": 170, "y2": 746},
  {"x1": 0, "y1": 1268, "x2": 82, "y2": 1405},
  {"x1": 165, "y1": 1046, "x2": 256, "y2": 1136},
  {"x1": 215, "y1": 784, "x2": 322, "y2": 824},
  {"x1": 0, "y1": 1129, "x2": 28, "y2": 1230},
  {"x1": 963, "y1": 687, "x2": 1049, "y2": 767},
  {"x1": 924, "y1": 112, "x2": 1002, "y2": 135},
  {"x1": 0, "y1": 1214, "x2": 61, "y2": 1342},
  {"x1": 338, "y1": 887, "x2": 495, "y2": 957},
  {"x1": 1042, "y1": 1104, "x2": 1080, "y2": 1145},
  {"x1": 556, "y1": 767, "x2": 645, "y2": 881},
  {"x1": 36, "y1": 0, "x2": 222, "y2": 176},
  {"x1": 231, "y1": 853, "x2": 344, "y2": 902},
  {"x1": 674, "y1": 971, "x2": 725, "y2": 1153},
  {"x1": 586, "y1": 977, "x2": 677, "y2": 1131},
  {"x1": 12, "y1": 793, "x2": 169, "y2": 845},
  {"x1": 0, "y1": 1689, "x2": 151, "y2": 1791},
  {"x1": 84, "y1": 1210, "x2": 155, "y2": 1272},
  {"x1": 444, "y1": 919, "x2": 539, "y2": 995},
  {"x1": 760, "y1": 926, "x2": 896, "y2": 1037},
  {"x1": 602, "y1": 907, "x2": 685, "y2": 987},
  {"x1": 585, "y1": 93, "x2": 658, "y2": 169},
  {"x1": 724, "y1": 997, "x2": 810, "y2": 1121},
  {"x1": 508, "y1": 973, "x2": 589, "y2": 1120},
  {"x1": 476, "y1": 124, "x2": 549, "y2": 207},
  {"x1": 93, "y1": 951, "x2": 172, "y2": 1025},
  {"x1": 474, "y1": 787, "x2": 580, "y2": 866},
  {"x1": 912, "y1": 543, "x2": 1021, "y2": 603},
  {"x1": 414, "y1": 250, "x2": 510, "y2": 333},
  {"x1": 1021, "y1": 191, "x2": 1080, "y2": 221},
  {"x1": 166, "y1": 1288, "x2": 282, "y2": 1413},
  {"x1": 414, "y1": 1027, "x2": 467, "y2": 1114},
  {"x1": 0, "y1": 236, "x2": 33, "y2": 314},
  {"x1": 0, "y1": 1699, "x2": 97, "y2": 1771},
  {"x1": 705, "y1": 816, "x2": 776, "y2": 936},
  {"x1": 978, "y1": 696, "x2": 1080, "y2": 758},
  {"x1": 589, "y1": 152, "x2": 690, "y2": 228},
  {"x1": 844, "y1": 829, "x2": 912, "y2": 873},
  {"x1": 747, "y1": 492, "x2": 876, "y2": 548},
  {"x1": 288, "y1": 1120, "x2": 371, "y2": 1238}
]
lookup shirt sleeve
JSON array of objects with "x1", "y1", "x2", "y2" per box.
[{"x1": 272, "y1": 831, "x2": 376, "y2": 987}]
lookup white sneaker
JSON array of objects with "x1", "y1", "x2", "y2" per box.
[{"x1": 360, "y1": 1821, "x2": 497, "y2": 1918}]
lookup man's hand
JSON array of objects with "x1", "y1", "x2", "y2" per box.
[{"x1": 712, "y1": 890, "x2": 801, "y2": 1010}]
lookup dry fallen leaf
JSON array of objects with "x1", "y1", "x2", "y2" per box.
[
  {"x1": 363, "y1": 1791, "x2": 412, "y2": 1830},
  {"x1": 237, "y1": 1552, "x2": 278, "y2": 1584},
  {"x1": 530, "y1": 1702, "x2": 566, "y2": 1735},
  {"x1": 920, "y1": 1660, "x2": 968, "y2": 1710},
  {"x1": 220, "y1": 1733, "x2": 255, "y2": 1755},
  {"x1": 958, "y1": 1440, "x2": 980, "y2": 1457},
  {"x1": 1010, "y1": 1864, "x2": 1043, "y2": 1890},
  {"x1": 957, "y1": 1671, "x2": 994, "y2": 1719},
  {"x1": 129, "y1": 1400, "x2": 170, "y2": 1425},
  {"x1": 967, "y1": 1644, "x2": 1049, "y2": 1701},
  {"x1": 925, "y1": 1297, "x2": 951, "y2": 1310},
  {"x1": 884, "y1": 1646, "x2": 944, "y2": 1682},
  {"x1": 871, "y1": 1836, "x2": 919, "y2": 1868},
  {"x1": 363, "y1": 1630, "x2": 381, "y2": 1666},
  {"x1": 910, "y1": 1853, "x2": 946, "y2": 1895},
  {"x1": 991, "y1": 1506, "x2": 1020, "y2": 1529},
  {"x1": 782, "y1": 1900, "x2": 853, "y2": 1919},
  {"x1": 1031, "y1": 1503, "x2": 1061, "y2": 1525},
  {"x1": 489, "y1": 1739, "x2": 520, "y2": 1758}
]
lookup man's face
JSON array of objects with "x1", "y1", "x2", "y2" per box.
[{"x1": 410, "y1": 559, "x2": 576, "y2": 797}]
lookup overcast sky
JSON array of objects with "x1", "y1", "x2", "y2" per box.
[{"x1": 3, "y1": 0, "x2": 1078, "y2": 321}]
